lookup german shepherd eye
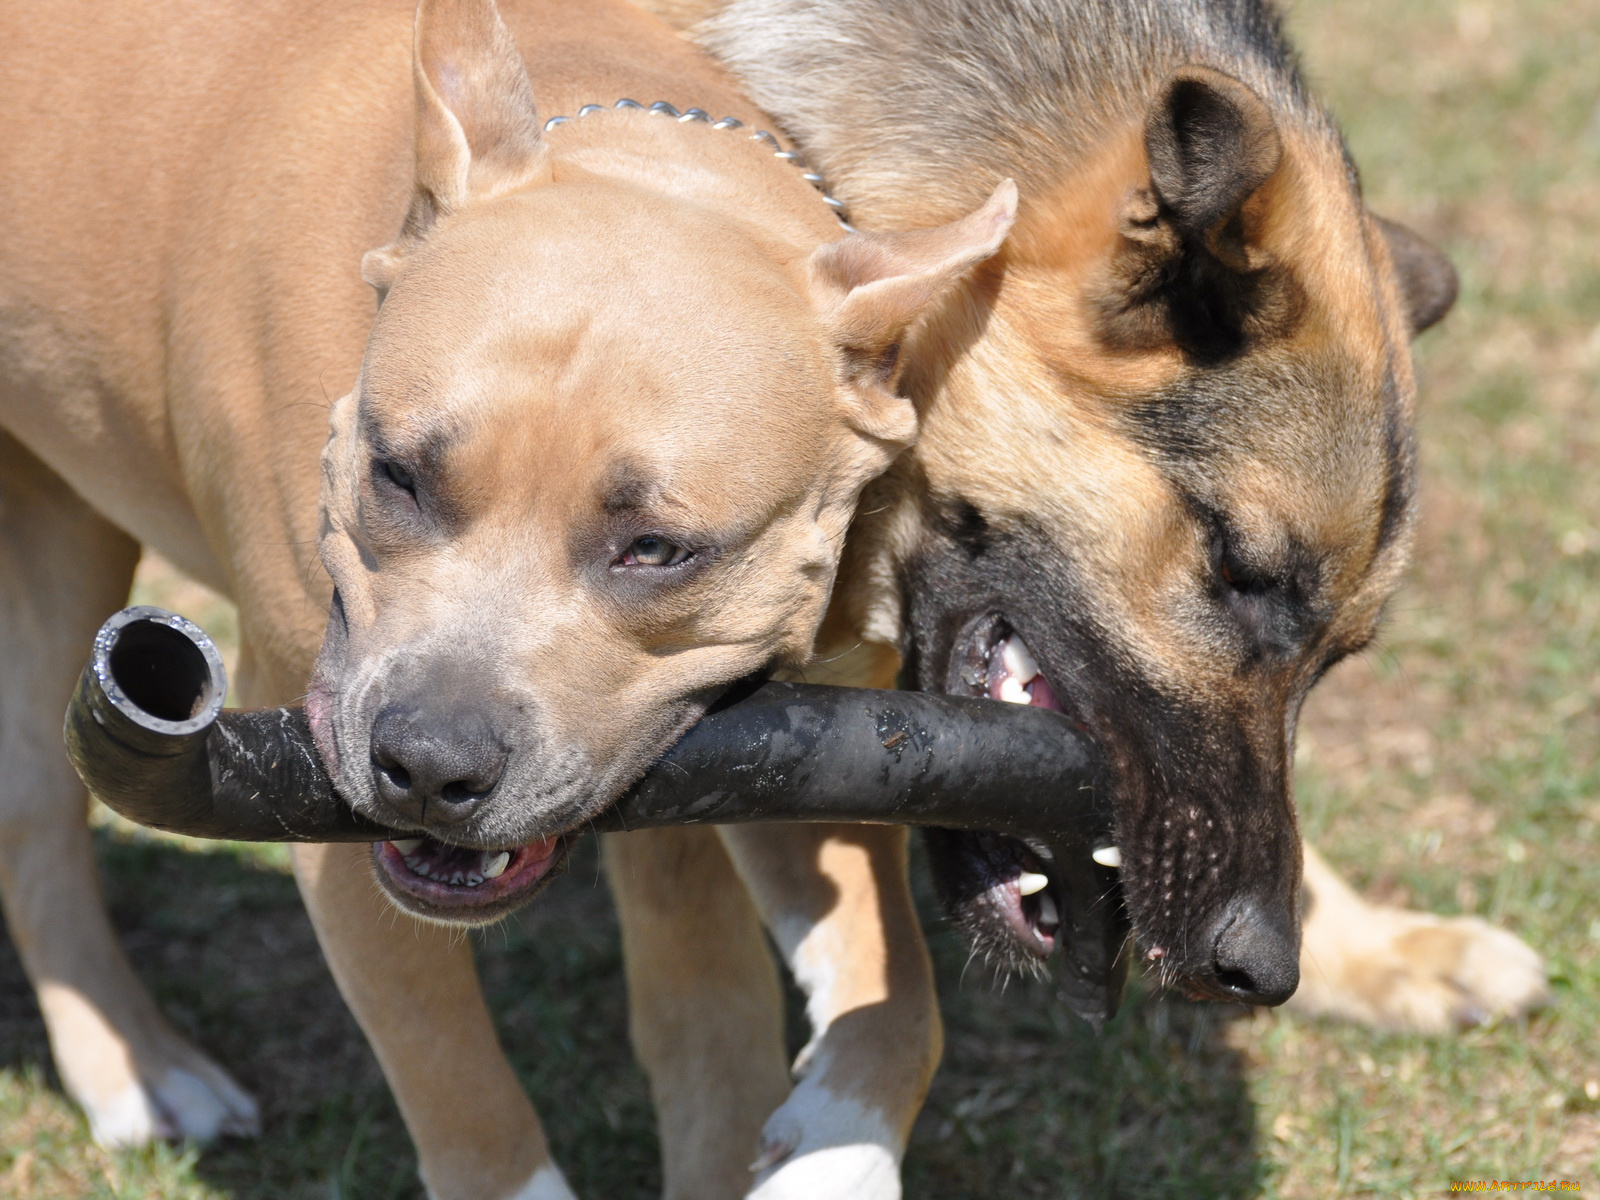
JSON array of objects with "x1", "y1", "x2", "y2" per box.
[
  {"x1": 1220, "y1": 554, "x2": 1263, "y2": 592},
  {"x1": 1215, "y1": 537, "x2": 1273, "y2": 595},
  {"x1": 618, "y1": 536, "x2": 693, "y2": 568}
]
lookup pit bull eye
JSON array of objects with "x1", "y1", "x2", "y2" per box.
[
  {"x1": 619, "y1": 536, "x2": 692, "y2": 568},
  {"x1": 377, "y1": 459, "x2": 416, "y2": 496}
]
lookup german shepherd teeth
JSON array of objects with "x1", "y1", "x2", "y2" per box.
[
  {"x1": 1000, "y1": 636, "x2": 1041, "y2": 684},
  {"x1": 1092, "y1": 845, "x2": 1123, "y2": 869},
  {"x1": 989, "y1": 633, "x2": 1043, "y2": 704},
  {"x1": 481, "y1": 851, "x2": 511, "y2": 880},
  {"x1": 996, "y1": 674, "x2": 1032, "y2": 704},
  {"x1": 390, "y1": 838, "x2": 424, "y2": 854},
  {"x1": 1017, "y1": 871, "x2": 1050, "y2": 896},
  {"x1": 1034, "y1": 892, "x2": 1060, "y2": 933}
]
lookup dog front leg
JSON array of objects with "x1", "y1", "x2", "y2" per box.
[
  {"x1": 603, "y1": 826, "x2": 792, "y2": 1200},
  {"x1": 292, "y1": 842, "x2": 574, "y2": 1200},
  {"x1": 0, "y1": 432, "x2": 261, "y2": 1146},
  {"x1": 719, "y1": 823, "x2": 938, "y2": 1200}
]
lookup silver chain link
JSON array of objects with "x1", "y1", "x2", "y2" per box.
[{"x1": 542, "y1": 98, "x2": 853, "y2": 230}]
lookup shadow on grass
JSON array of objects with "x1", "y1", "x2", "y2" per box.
[
  {"x1": 0, "y1": 831, "x2": 659, "y2": 1199},
  {"x1": 904, "y1": 835, "x2": 1262, "y2": 1200},
  {"x1": 1, "y1": 831, "x2": 1259, "y2": 1199}
]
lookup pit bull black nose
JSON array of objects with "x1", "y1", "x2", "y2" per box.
[
  {"x1": 1207, "y1": 895, "x2": 1300, "y2": 1006},
  {"x1": 370, "y1": 704, "x2": 508, "y2": 825}
]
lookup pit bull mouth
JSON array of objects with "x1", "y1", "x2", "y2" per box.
[
  {"x1": 945, "y1": 615, "x2": 1121, "y2": 964},
  {"x1": 371, "y1": 834, "x2": 570, "y2": 924}
]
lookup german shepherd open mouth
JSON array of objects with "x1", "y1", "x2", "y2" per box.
[{"x1": 937, "y1": 615, "x2": 1082, "y2": 963}]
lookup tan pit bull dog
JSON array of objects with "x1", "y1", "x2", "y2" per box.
[{"x1": 0, "y1": 0, "x2": 1015, "y2": 1188}]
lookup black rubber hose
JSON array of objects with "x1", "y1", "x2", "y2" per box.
[
  {"x1": 62, "y1": 608, "x2": 385, "y2": 842},
  {"x1": 65, "y1": 606, "x2": 1128, "y2": 1021},
  {"x1": 67, "y1": 607, "x2": 1117, "y2": 843}
]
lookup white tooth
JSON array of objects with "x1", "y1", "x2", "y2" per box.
[
  {"x1": 1092, "y1": 845, "x2": 1123, "y2": 869},
  {"x1": 997, "y1": 675, "x2": 1032, "y2": 705},
  {"x1": 1036, "y1": 892, "x2": 1060, "y2": 929},
  {"x1": 391, "y1": 838, "x2": 424, "y2": 854},
  {"x1": 481, "y1": 851, "x2": 511, "y2": 880},
  {"x1": 1001, "y1": 636, "x2": 1041, "y2": 685},
  {"x1": 1017, "y1": 872, "x2": 1050, "y2": 897},
  {"x1": 466, "y1": 872, "x2": 484, "y2": 886}
]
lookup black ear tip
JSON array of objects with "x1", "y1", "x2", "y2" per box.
[{"x1": 1375, "y1": 215, "x2": 1458, "y2": 334}]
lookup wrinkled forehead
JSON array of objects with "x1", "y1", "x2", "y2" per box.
[
  {"x1": 367, "y1": 190, "x2": 829, "y2": 382},
  {"x1": 358, "y1": 201, "x2": 844, "y2": 514}
]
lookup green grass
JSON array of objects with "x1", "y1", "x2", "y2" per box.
[{"x1": 4, "y1": 0, "x2": 1598, "y2": 1195}]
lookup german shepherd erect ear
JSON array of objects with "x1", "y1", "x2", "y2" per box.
[
  {"x1": 1103, "y1": 64, "x2": 1459, "y2": 350},
  {"x1": 1374, "y1": 214, "x2": 1459, "y2": 334},
  {"x1": 1143, "y1": 66, "x2": 1281, "y2": 257},
  {"x1": 1102, "y1": 66, "x2": 1295, "y2": 362}
]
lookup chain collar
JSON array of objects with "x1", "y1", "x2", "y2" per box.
[{"x1": 541, "y1": 98, "x2": 853, "y2": 230}]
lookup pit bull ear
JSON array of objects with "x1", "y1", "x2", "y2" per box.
[
  {"x1": 363, "y1": 0, "x2": 549, "y2": 295},
  {"x1": 810, "y1": 180, "x2": 1017, "y2": 440},
  {"x1": 1103, "y1": 67, "x2": 1288, "y2": 360},
  {"x1": 1374, "y1": 215, "x2": 1458, "y2": 334}
]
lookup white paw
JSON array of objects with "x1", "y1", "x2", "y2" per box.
[
  {"x1": 86, "y1": 1065, "x2": 261, "y2": 1148},
  {"x1": 503, "y1": 1164, "x2": 579, "y2": 1200},
  {"x1": 746, "y1": 1085, "x2": 900, "y2": 1200}
]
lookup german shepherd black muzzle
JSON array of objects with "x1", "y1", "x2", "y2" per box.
[{"x1": 904, "y1": 511, "x2": 1302, "y2": 1007}]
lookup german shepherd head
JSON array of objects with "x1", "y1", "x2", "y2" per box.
[{"x1": 697, "y1": 0, "x2": 1458, "y2": 1004}]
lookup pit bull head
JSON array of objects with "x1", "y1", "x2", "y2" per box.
[{"x1": 307, "y1": 0, "x2": 1015, "y2": 922}]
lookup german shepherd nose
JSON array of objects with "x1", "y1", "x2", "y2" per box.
[
  {"x1": 370, "y1": 704, "x2": 508, "y2": 825},
  {"x1": 1208, "y1": 896, "x2": 1300, "y2": 1006}
]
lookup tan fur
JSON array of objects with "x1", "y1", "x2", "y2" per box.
[
  {"x1": 606, "y1": 827, "x2": 793, "y2": 1197},
  {"x1": 1295, "y1": 844, "x2": 1548, "y2": 1033},
  {"x1": 0, "y1": 432, "x2": 255, "y2": 1146},
  {"x1": 0, "y1": 0, "x2": 1015, "y2": 1189}
]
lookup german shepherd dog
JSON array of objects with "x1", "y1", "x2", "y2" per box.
[{"x1": 592, "y1": 0, "x2": 1552, "y2": 1194}]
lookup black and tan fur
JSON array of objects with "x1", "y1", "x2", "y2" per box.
[{"x1": 599, "y1": 0, "x2": 1551, "y2": 1193}]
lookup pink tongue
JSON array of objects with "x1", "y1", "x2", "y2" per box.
[{"x1": 1026, "y1": 673, "x2": 1063, "y2": 711}]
